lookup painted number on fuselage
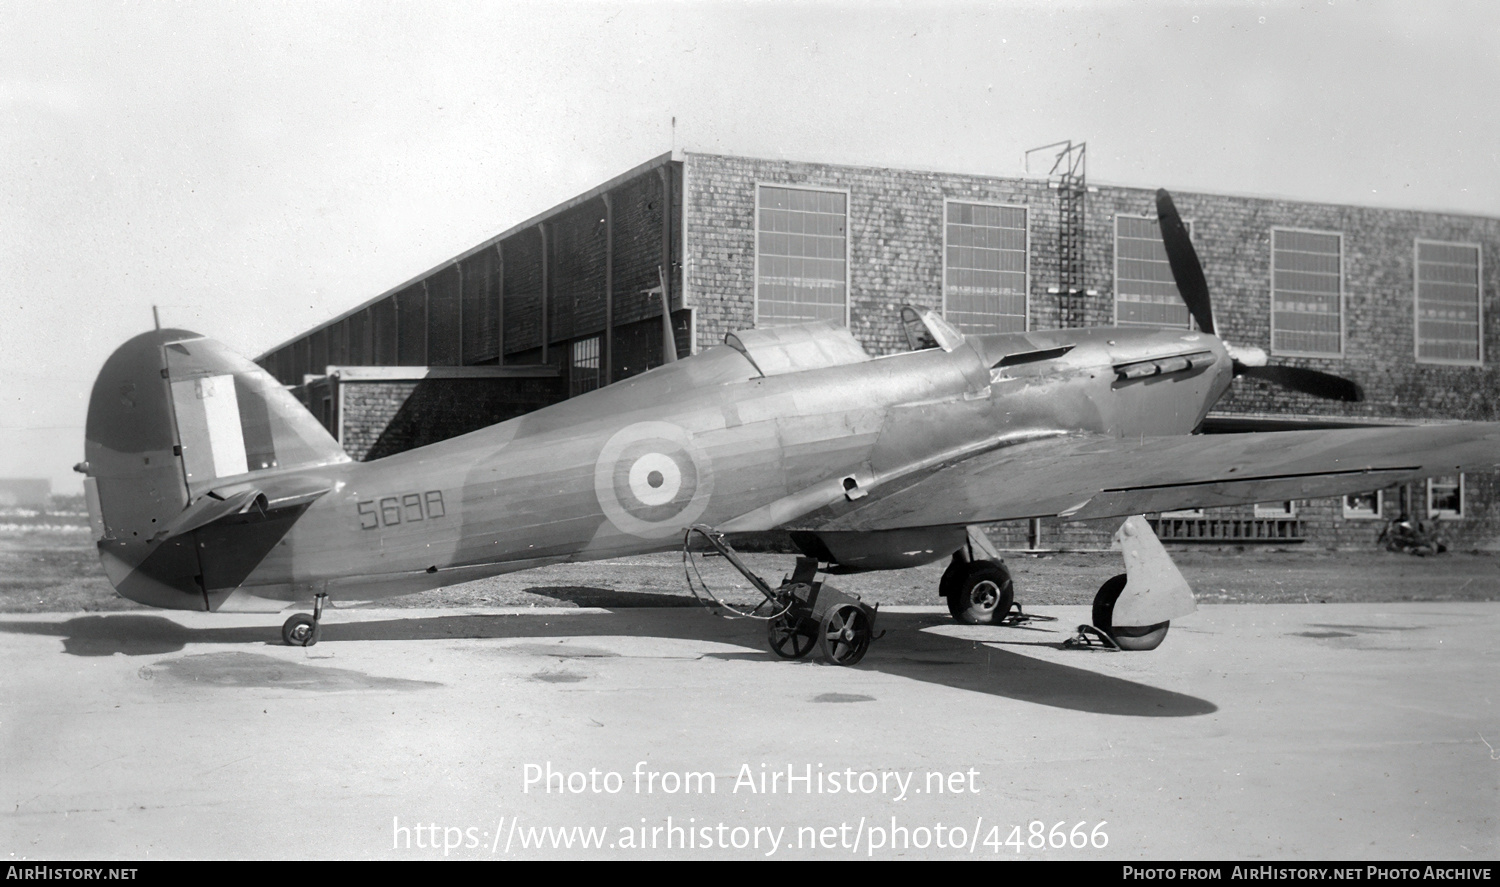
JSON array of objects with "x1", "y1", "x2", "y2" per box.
[{"x1": 357, "y1": 490, "x2": 446, "y2": 530}]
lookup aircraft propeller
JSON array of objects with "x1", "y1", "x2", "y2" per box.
[{"x1": 1155, "y1": 189, "x2": 1363, "y2": 402}]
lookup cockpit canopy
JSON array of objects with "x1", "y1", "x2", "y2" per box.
[
  {"x1": 723, "y1": 307, "x2": 966, "y2": 379},
  {"x1": 725, "y1": 321, "x2": 870, "y2": 377}
]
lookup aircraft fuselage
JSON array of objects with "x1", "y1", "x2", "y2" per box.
[{"x1": 212, "y1": 324, "x2": 1231, "y2": 609}]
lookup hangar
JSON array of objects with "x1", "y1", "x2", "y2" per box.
[{"x1": 255, "y1": 148, "x2": 1500, "y2": 549}]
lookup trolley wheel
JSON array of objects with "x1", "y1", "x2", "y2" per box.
[
  {"x1": 945, "y1": 560, "x2": 1014, "y2": 625},
  {"x1": 767, "y1": 612, "x2": 817, "y2": 660},
  {"x1": 282, "y1": 613, "x2": 320, "y2": 647},
  {"x1": 818, "y1": 603, "x2": 872, "y2": 666},
  {"x1": 1091, "y1": 573, "x2": 1169, "y2": 651}
]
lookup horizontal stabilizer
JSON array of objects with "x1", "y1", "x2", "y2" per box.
[
  {"x1": 207, "y1": 474, "x2": 334, "y2": 511},
  {"x1": 152, "y1": 488, "x2": 261, "y2": 541},
  {"x1": 152, "y1": 477, "x2": 333, "y2": 541}
]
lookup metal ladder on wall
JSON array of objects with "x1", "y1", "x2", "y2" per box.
[{"x1": 1027, "y1": 140, "x2": 1089, "y2": 328}]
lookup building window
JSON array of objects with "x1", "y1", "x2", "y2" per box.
[
  {"x1": 1115, "y1": 215, "x2": 1193, "y2": 328},
  {"x1": 1427, "y1": 475, "x2": 1464, "y2": 520},
  {"x1": 1272, "y1": 229, "x2": 1343, "y2": 357},
  {"x1": 944, "y1": 202, "x2": 1027, "y2": 334},
  {"x1": 1342, "y1": 490, "x2": 1384, "y2": 520},
  {"x1": 570, "y1": 336, "x2": 601, "y2": 397},
  {"x1": 756, "y1": 185, "x2": 848, "y2": 327},
  {"x1": 1415, "y1": 240, "x2": 1483, "y2": 365},
  {"x1": 1254, "y1": 500, "x2": 1297, "y2": 518}
]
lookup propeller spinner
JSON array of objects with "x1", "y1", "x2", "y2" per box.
[{"x1": 1154, "y1": 189, "x2": 1363, "y2": 403}]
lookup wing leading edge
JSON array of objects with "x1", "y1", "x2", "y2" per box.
[{"x1": 802, "y1": 423, "x2": 1500, "y2": 532}]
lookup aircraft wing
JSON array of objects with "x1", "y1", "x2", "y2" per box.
[{"x1": 802, "y1": 423, "x2": 1500, "y2": 532}]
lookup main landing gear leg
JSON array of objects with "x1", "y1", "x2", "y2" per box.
[
  {"x1": 942, "y1": 526, "x2": 1015, "y2": 625},
  {"x1": 282, "y1": 592, "x2": 327, "y2": 647}
]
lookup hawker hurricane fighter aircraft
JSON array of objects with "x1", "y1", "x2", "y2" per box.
[{"x1": 79, "y1": 192, "x2": 1500, "y2": 663}]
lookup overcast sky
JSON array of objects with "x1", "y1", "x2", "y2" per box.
[{"x1": 3, "y1": 0, "x2": 1497, "y2": 492}]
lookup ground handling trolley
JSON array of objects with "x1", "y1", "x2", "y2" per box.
[{"x1": 684, "y1": 526, "x2": 881, "y2": 666}]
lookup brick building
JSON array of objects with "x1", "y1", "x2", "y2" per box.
[{"x1": 256, "y1": 150, "x2": 1500, "y2": 550}]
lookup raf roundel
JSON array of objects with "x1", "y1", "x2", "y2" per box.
[{"x1": 594, "y1": 421, "x2": 715, "y2": 538}]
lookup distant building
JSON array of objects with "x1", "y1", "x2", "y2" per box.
[
  {"x1": 0, "y1": 478, "x2": 51, "y2": 509},
  {"x1": 257, "y1": 150, "x2": 1500, "y2": 549}
]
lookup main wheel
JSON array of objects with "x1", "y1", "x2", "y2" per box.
[
  {"x1": 282, "y1": 613, "x2": 320, "y2": 647},
  {"x1": 1091, "y1": 573, "x2": 1169, "y2": 651},
  {"x1": 767, "y1": 612, "x2": 816, "y2": 660},
  {"x1": 945, "y1": 560, "x2": 1015, "y2": 625},
  {"x1": 818, "y1": 604, "x2": 872, "y2": 666}
]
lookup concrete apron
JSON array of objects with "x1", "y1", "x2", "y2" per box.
[{"x1": 1, "y1": 603, "x2": 1495, "y2": 860}]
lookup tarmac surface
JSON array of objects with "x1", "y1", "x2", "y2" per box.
[{"x1": 2, "y1": 601, "x2": 1497, "y2": 860}]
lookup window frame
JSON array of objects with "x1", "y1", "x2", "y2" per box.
[
  {"x1": 1413, "y1": 238, "x2": 1484, "y2": 367},
  {"x1": 1113, "y1": 213, "x2": 1195, "y2": 329},
  {"x1": 1341, "y1": 490, "x2": 1384, "y2": 520},
  {"x1": 1270, "y1": 226, "x2": 1345, "y2": 359},
  {"x1": 941, "y1": 198, "x2": 1030, "y2": 334},
  {"x1": 753, "y1": 182, "x2": 852, "y2": 329},
  {"x1": 569, "y1": 335, "x2": 601, "y2": 397},
  {"x1": 1426, "y1": 475, "x2": 1465, "y2": 521},
  {"x1": 1253, "y1": 500, "x2": 1298, "y2": 519}
]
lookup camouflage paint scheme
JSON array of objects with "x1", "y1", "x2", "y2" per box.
[{"x1": 83, "y1": 313, "x2": 1500, "y2": 614}]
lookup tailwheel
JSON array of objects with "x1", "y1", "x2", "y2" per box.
[
  {"x1": 281, "y1": 613, "x2": 319, "y2": 647},
  {"x1": 819, "y1": 603, "x2": 872, "y2": 666},
  {"x1": 281, "y1": 592, "x2": 328, "y2": 647},
  {"x1": 767, "y1": 612, "x2": 817, "y2": 660},
  {"x1": 944, "y1": 558, "x2": 1014, "y2": 625},
  {"x1": 1091, "y1": 573, "x2": 1170, "y2": 651}
]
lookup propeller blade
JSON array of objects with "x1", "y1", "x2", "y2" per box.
[
  {"x1": 1235, "y1": 363, "x2": 1364, "y2": 402},
  {"x1": 1155, "y1": 189, "x2": 1215, "y2": 336},
  {"x1": 1156, "y1": 186, "x2": 1362, "y2": 404}
]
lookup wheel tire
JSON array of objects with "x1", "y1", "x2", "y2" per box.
[
  {"x1": 282, "y1": 613, "x2": 320, "y2": 647},
  {"x1": 767, "y1": 612, "x2": 816, "y2": 660},
  {"x1": 1091, "y1": 573, "x2": 1169, "y2": 651},
  {"x1": 945, "y1": 560, "x2": 1015, "y2": 625},
  {"x1": 818, "y1": 604, "x2": 872, "y2": 666}
]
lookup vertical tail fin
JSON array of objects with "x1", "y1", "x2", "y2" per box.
[
  {"x1": 158, "y1": 334, "x2": 347, "y2": 490},
  {"x1": 83, "y1": 330, "x2": 348, "y2": 609}
]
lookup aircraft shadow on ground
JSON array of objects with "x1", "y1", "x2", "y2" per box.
[
  {"x1": 0, "y1": 609, "x2": 1215, "y2": 718},
  {"x1": 521, "y1": 585, "x2": 705, "y2": 608}
]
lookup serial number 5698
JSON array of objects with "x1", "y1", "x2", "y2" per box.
[{"x1": 357, "y1": 490, "x2": 446, "y2": 529}]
